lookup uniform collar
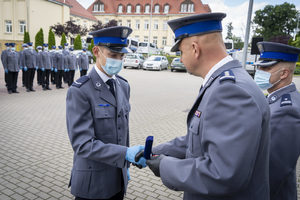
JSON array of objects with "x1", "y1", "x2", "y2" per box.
[
  {"x1": 202, "y1": 55, "x2": 233, "y2": 87},
  {"x1": 267, "y1": 83, "x2": 296, "y2": 104},
  {"x1": 94, "y1": 65, "x2": 116, "y2": 83}
]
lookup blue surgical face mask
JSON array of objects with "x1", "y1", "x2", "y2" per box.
[
  {"x1": 100, "y1": 49, "x2": 123, "y2": 76},
  {"x1": 254, "y1": 69, "x2": 281, "y2": 90},
  {"x1": 11, "y1": 47, "x2": 15, "y2": 51}
]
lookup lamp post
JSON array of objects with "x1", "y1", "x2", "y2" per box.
[
  {"x1": 148, "y1": 0, "x2": 153, "y2": 58},
  {"x1": 242, "y1": 0, "x2": 254, "y2": 69}
]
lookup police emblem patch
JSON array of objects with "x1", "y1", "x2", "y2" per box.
[
  {"x1": 280, "y1": 94, "x2": 292, "y2": 107},
  {"x1": 195, "y1": 110, "x2": 201, "y2": 118}
]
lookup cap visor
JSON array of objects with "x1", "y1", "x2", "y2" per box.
[
  {"x1": 254, "y1": 60, "x2": 278, "y2": 67},
  {"x1": 104, "y1": 46, "x2": 132, "y2": 54},
  {"x1": 171, "y1": 39, "x2": 181, "y2": 52}
]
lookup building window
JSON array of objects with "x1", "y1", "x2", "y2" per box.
[
  {"x1": 154, "y1": 20, "x2": 158, "y2": 30},
  {"x1": 145, "y1": 4, "x2": 150, "y2": 13},
  {"x1": 163, "y1": 21, "x2": 168, "y2": 30},
  {"x1": 127, "y1": 4, "x2": 132, "y2": 13},
  {"x1": 162, "y1": 37, "x2": 167, "y2": 45},
  {"x1": 118, "y1": 4, "x2": 123, "y2": 13},
  {"x1": 164, "y1": 4, "x2": 169, "y2": 14},
  {"x1": 188, "y1": 3, "x2": 194, "y2": 12},
  {"x1": 5, "y1": 20, "x2": 12, "y2": 33},
  {"x1": 135, "y1": 20, "x2": 140, "y2": 30},
  {"x1": 19, "y1": 20, "x2": 26, "y2": 33},
  {"x1": 154, "y1": 4, "x2": 160, "y2": 13},
  {"x1": 94, "y1": 1, "x2": 104, "y2": 12},
  {"x1": 181, "y1": 2, "x2": 194, "y2": 13},
  {"x1": 144, "y1": 36, "x2": 148, "y2": 42},
  {"x1": 153, "y1": 36, "x2": 158, "y2": 45},
  {"x1": 136, "y1": 4, "x2": 141, "y2": 13},
  {"x1": 118, "y1": 20, "x2": 122, "y2": 26},
  {"x1": 127, "y1": 20, "x2": 131, "y2": 28},
  {"x1": 144, "y1": 20, "x2": 149, "y2": 30},
  {"x1": 94, "y1": 4, "x2": 99, "y2": 11}
]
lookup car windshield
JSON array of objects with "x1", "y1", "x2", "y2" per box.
[
  {"x1": 126, "y1": 54, "x2": 137, "y2": 59},
  {"x1": 173, "y1": 58, "x2": 180, "y2": 62},
  {"x1": 148, "y1": 56, "x2": 161, "y2": 61},
  {"x1": 139, "y1": 42, "x2": 148, "y2": 47}
]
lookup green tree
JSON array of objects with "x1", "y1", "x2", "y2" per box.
[
  {"x1": 253, "y1": 2, "x2": 298, "y2": 40},
  {"x1": 24, "y1": 31, "x2": 30, "y2": 43},
  {"x1": 74, "y1": 35, "x2": 82, "y2": 50},
  {"x1": 88, "y1": 39, "x2": 96, "y2": 62},
  {"x1": 232, "y1": 36, "x2": 244, "y2": 50},
  {"x1": 226, "y1": 22, "x2": 233, "y2": 40},
  {"x1": 48, "y1": 29, "x2": 56, "y2": 48},
  {"x1": 35, "y1": 28, "x2": 44, "y2": 50},
  {"x1": 60, "y1": 33, "x2": 67, "y2": 48}
]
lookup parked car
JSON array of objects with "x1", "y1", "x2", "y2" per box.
[
  {"x1": 123, "y1": 53, "x2": 145, "y2": 69},
  {"x1": 143, "y1": 56, "x2": 169, "y2": 71},
  {"x1": 170, "y1": 57, "x2": 186, "y2": 72}
]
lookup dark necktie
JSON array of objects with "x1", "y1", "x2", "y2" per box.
[{"x1": 106, "y1": 79, "x2": 115, "y2": 97}]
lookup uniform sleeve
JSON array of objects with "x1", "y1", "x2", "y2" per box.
[
  {"x1": 152, "y1": 136, "x2": 188, "y2": 159},
  {"x1": 66, "y1": 87, "x2": 128, "y2": 169},
  {"x1": 159, "y1": 82, "x2": 264, "y2": 196}
]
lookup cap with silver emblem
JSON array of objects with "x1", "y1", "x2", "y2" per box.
[{"x1": 89, "y1": 26, "x2": 132, "y2": 53}]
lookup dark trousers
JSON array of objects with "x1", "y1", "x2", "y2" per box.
[
  {"x1": 75, "y1": 190, "x2": 124, "y2": 200},
  {"x1": 22, "y1": 69, "x2": 25, "y2": 86},
  {"x1": 4, "y1": 72, "x2": 8, "y2": 88},
  {"x1": 7, "y1": 71, "x2": 18, "y2": 92},
  {"x1": 63, "y1": 70, "x2": 67, "y2": 83},
  {"x1": 25, "y1": 68, "x2": 35, "y2": 89},
  {"x1": 42, "y1": 69, "x2": 51, "y2": 88},
  {"x1": 37, "y1": 69, "x2": 42, "y2": 85},
  {"x1": 56, "y1": 70, "x2": 63, "y2": 88},
  {"x1": 51, "y1": 70, "x2": 55, "y2": 84},
  {"x1": 80, "y1": 70, "x2": 87, "y2": 77},
  {"x1": 68, "y1": 70, "x2": 75, "y2": 86}
]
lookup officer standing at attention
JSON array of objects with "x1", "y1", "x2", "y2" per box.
[
  {"x1": 41, "y1": 44, "x2": 52, "y2": 90},
  {"x1": 55, "y1": 45, "x2": 64, "y2": 89},
  {"x1": 67, "y1": 47, "x2": 77, "y2": 87},
  {"x1": 142, "y1": 13, "x2": 271, "y2": 200},
  {"x1": 50, "y1": 45, "x2": 57, "y2": 85},
  {"x1": 1, "y1": 43, "x2": 11, "y2": 89},
  {"x1": 36, "y1": 46, "x2": 43, "y2": 86},
  {"x1": 3, "y1": 43, "x2": 19, "y2": 94},
  {"x1": 66, "y1": 26, "x2": 146, "y2": 200},
  {"x1": 78, "y1": 48, "x2": 89, "y2": 76},
  {"x1": 24, "y1": 42, "x2": 37, "y2": 92},
  {"x1": 63, "y1": 43, "x2": 70, "y2": 84},
  {"x1": 19, "y1": 43, "x2": 28, "y2": 87},
  {"x1": 253, "y1": 42, "x2": 300, "y2": 200}
]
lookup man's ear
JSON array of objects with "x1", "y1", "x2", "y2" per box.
[
  {"x1": 280, "y1": 68, "x2": 290, "y2": 79},
  {"x1": 92, "y1": 46, "x2": 100, "y2": 57},
  {"x1": 191, "y1": 41, "x2": 201, "y2": 59}
]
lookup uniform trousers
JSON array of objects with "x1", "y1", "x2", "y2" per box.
[
  {"x1": 4, "y1": 72, "x2": 8, "y2": 88},
  {"x1": 25, "y1": 68, "x2": 35, "y2": 89},
  {"x1": 7, "y1": 71, "x2": 18, "y2": 92},
  {"x1": 63, "y1": 71, "x2": 68, "y2": 83},
  {"x1": 37, "y1": 69, "x2": 42, "y2": 85},
  {"x1": 80, "y1": 70, "x2": 87, "y2": 77},
  {"x1": 22, "y1": 69, "x2": 26, "y2": 86},
  {"x1": 51, "y1": 70, "x2": 55, "y2": 84},
  {"x1": 42, "y1": 69, "x2": 51, "y2": 88},
  {"x1": 56, "y1": 70, "x2": 64, "y2": 88},
  {"x1": 68, "y1": 70, "x2": 75, "y2": 86}
]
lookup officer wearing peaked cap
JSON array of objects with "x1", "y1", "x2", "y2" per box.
[
  {"x1": 24, "y1": 42, "x2": 37, "y2": 92},
  {"x1": 19, "y1": 43, "x2": 28, "y2": 87},
  {"x1": 36, "y1": 46, "x2": 43, "y2": 86},
  {"x1": 77, "y1": 48, "x2": 89, "y2": 77},
  {"x1": 55, "y1": 45, "x2": 65, "y2": 89},
  {"x1": 142, "y1": 13, "x2": 271, "y2": 200},
  {"x1": 50, "y1": 45, "x2": 57, "y2": 84},
  {"x1": 4, "y1": 43, "x2": 20, "y2": 94},
  {"x1": 253, "y1": 42, "x2": 300, "y2": 200},
  {"x1": 66, "y1": 26, "x2": 146, "y2": 200},
  {"x1": 1, "y1": 43, "x2": 11, "y2": 88},
  {"x1": 41, "y1": 44, "x2": 52, "y2": 90}
]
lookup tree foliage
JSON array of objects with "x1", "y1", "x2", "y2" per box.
[
  {"x1": 74, "y1": 35, "x2": 82, "y2": 50},
  {"x1": 88, "y1": 39, "x2": 96, "y2": 62},
  {"x1": 24, "y1": 31, "x2": 30, "y2": 43},
  {"x1": 289, "y1": 32, "x2": 300, "y2": 62},
  {"x1": 48, "y1": 29, "x2": 56, "y2": 48},
  {"x1": 51, "y1": 20, "x2": 88, "y2": 37},
  {"x1": 90, "y1": 20, "x2": 118, "y2": 32},
  {"x1": 60, "y1": 33, "x2": 67, "y2": 48},
  {"x1": 35, "y1": 28, "x2": 44, "y2": 50},
  {"x1": 253, "y1": 2, "x2": 298, "y2": 40},
  {"x1": 226, "y1": 22, "x2": 233, "y2": 40},
  {"x1": 232, "y1": 36, "x2": 244, "y2": 50}
]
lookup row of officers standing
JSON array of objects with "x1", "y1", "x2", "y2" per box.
[{"x1": 1, "y1": 42, "x2": 90, "y2": 94}]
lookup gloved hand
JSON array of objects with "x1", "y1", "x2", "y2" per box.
[
  {"x1": 64, "y1": 69, "x2": 67, "y2": 72},
  {"x1": 5, "y1": 69, "x2": 8, "y2": 74},
  {"x1": 24, "y1": 67, "x2": 28, "y2": 71},
  {"x1": 42, "y1": 68, "x2": 45, "y2": 71},
  {"x1": 126, "y1": 145, "x2": 147, "y2": 168},
  {"x1": 35, "y1": 66, "x2": 38, "y2": 70},
  {"x1": 146, "y1": 155, "x2": 166, "y2": 177},
  {"x1": 127, "y1": 168, "x2": 130, "y2": 181},
  {"x1": 67, "y1": 69, "x2": 70, "y2": 72},
  {"x1": 80, "y1": 68, "x2": 82, "y2": 71},
  {"x1": 54, "y1": 68, "x2": 58, "y2": 73}
]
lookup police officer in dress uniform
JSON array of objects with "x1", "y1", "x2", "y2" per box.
[
  {"x1": 78, "y1": 48, "x2": 89, "y2": 76},
  {"x1": 36, "y1": 46, "x2": 43, "y2": 86},
  {"x1": 66, "y1": 26, "x2": 146, "y2": 200},
  {"x1": 19, "y1": 43, "x2": 28, "y2": 87},
  {"x1": 63, "y1": 43, "x2": 70, "y2": 84},
  {"x1": 41, "y1": 44, "x2": 52, "y2": 90},
  {"x1": 55, "y1": 45, "x2": 64, "y2": 89},
  {"x1": 253, "y1": 42, "x2": 300, "y2": 200},
  {"x1": 4, "y1": 43, "x2": 19, "y2": 94},
  {"x1": 1, "y1": 43, "x2": 10, "y2": 88},
  {"x1": 24, "y1": 42, "x2": 37, "y2": 92},
  {"x1": 50, "y1": 45, "x2": 57, "y2": 84},
  {"x1": 140, "y1": 13, "x2": 271, "y2": 200},
  {"x1": 67, "y1": 47, "x2": 77, "y2": 87}
]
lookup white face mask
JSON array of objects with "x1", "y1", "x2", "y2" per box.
[
  {"x1": 44, "y1": 47, "x2": 48, "y2": 51},
  {"x1": 38, "y1": 50, "x2": 42, "y2": 52},
  {"x1": 99, "y1": 48, "x2": 123, "y2": 76},
  {"x1": 29, "y1": 46, "x2": 33, "y2": 50},
  {"x1": 11, "y1": 47, "x2": 15, "y2": 51}
]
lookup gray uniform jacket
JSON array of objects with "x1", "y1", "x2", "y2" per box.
[
  {"x1": 63, "y1": 55, "x2": 69, "y2": 70},
  {"x1": 153, "y1": 60, "x2": 271, "y2": 200},
  {"x1": 23, "y1": 49, "x2": 37, "y2": 69},
  {"x1": 18, "y1": 50, "x2": 25, "y2": 68},
  {"x1": 78, "y1": 54, "x2": 89, "y2": 70},
  {"x1": 1, "y1": 49, "x2": 9, "y2": 69},
  {"x1": 267, "y1": 83, "x2": 300, "y2": 200},
  {"x1": 66, "y1": 67, "x2": 131, "y2": 199},
  {"x1": 41, "y1": 51, "x2": 52, "y2": 70},
  {"x1": 36, "y1": 52, "x2": 43, "y2": 68},
  {"x1": 50, "y1": 51, "x2": 57, "y2": 68},
  {"x1": 4, "y1": 51, "x2": 19, "y2": 72},
  {"x1": 68, "y1": 54, "x2": 77, "y2": 70},
  {"x1": 55, "y1": 53, "x2": 65, "y2": 70}
]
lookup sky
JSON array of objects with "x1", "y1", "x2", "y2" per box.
[{"x1": 77, "y1": 0, "x2": 300, "y2": 39}]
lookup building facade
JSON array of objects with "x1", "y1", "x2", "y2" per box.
[{"x1": 87, "y1": 0, "x2": 211, "y2": 49}]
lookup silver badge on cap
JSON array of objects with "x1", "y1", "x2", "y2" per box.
[
  {"x1": 258, "y1": 44, "x2": 264, "y2": 53},
  {"x1": 122, "y1": 29, "x2": 129, "y2": 38}
]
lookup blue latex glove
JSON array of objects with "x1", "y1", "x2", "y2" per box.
[
  {"x1": 5, "y1": 69, "x2": 8, "y2": 74},
  {"x1": 126, "y1": 145, "x2": 147, "y2": 168},
  {"x1": 24, "y1": 67, "x2": 28, "y2": 71},
  {"x1": 20, "y1": 66, "x2": 23, "y2": 70},
  {"x1": 42, "y1": 68, "x2": 45, "y2": 71},
  {"x1": 67, "y1": 69, "x2": 70, "y2": 72},
  {"x1": 80, "y1": 68, "x2": 82, "y2": 71},
  {"x1": 35, "y1": 66, "x2": 38, "y2": 70},
  {"x1": 54, "y1": 68, "x2": 58, "y2": 73},
  {"x1": 127, "y1": 168, "x2": 130, "y2": 181},
  {"x1": 64, "y1": 69, "x2": 67, "y2": 72},
  {"x1": 51, "y1": 68, "x2": 54, "y2": 71}
]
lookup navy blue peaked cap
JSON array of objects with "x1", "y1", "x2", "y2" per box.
[
  {"x1": 255, "y1": 42, "x2": 300, "y2": 67},
  {"x1": 9, "y1": 43, "x2": 16, "y2": 47},
  {"x1": 5, "y1": 43, "x2": 9, "y2": 46},
  {"x1": 168, "y1": 12, "x2": 226, "y2": 52},
  {"x1": 89, "y1": 26, "x2": 132, "y2": 53},
  {"x1": 52, "y1": 45, "x2": 56, "y2": 49},
  {"x1": 43, "y1": 44, "x2": 48, "y2": 47}
]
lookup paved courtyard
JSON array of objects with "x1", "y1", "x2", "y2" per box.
[{"x1": 0, "y1": 65, "x2": 299, "y2": 199}]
